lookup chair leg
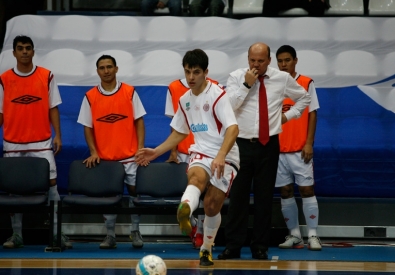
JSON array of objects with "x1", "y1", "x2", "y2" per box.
[{"x1": 44, "y1": 200, "x2": 63, "y2": 252}]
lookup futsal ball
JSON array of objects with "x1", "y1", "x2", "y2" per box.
[{"x1": 135, "y1": 255, "x2": 167, "y2": 275}]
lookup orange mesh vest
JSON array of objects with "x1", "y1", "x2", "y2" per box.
[
  {"x1": 0, "y1": 67, "x2": 51, "y2": 144},
  {"x1": 169, "y1": 78, "x2": 219, "y2": 154},
  {"x1": 279, "y1": 75, "x2": 312, "y2": 153},
  {"x1": 86, "y1": 83, "x2": 137, "y2": 161}
]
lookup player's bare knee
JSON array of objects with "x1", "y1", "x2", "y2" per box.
[
  {"x1": 127, "y1": 185, "x2": 137, "y2": 197},
  {"x1": 49, "y1": 179, "x2": 57, "y2": 187},
  {"x1": 203, "y1": 197, "x2": 221, "y2": 217},
  {"x1": 299, "y1": 186, "x2": 315, "y2": 198},
  {"x1": 280, "y1": 184, "x2": 294, "y2": 199}
]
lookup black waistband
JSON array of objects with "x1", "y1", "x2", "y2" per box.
[{"x1": 237, "y1": 135, "x2": 278, "y2": 143}]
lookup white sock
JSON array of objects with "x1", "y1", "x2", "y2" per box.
[
  {"x1": 129, "y1": 197, "x2": 140, "y2": 231},
  {"x1": 103, "y1": 214, "x2": 117, "y2": 237},
  {"x1": 11, "y1": 213, "x2": 23, "y2": 237},
  {"x1": 281, "y1": 197, "x2": 301, "y2": 238},
  {"x1": 201, "y1": 213, "x2": 221, "y2": 253},
  {"x1": 48, "y1": 185, "x2": 60, "y2": 202},
  {"x1": 180, "y1": 185, "x2": 201, "y2": 214},
  {"x1": 302, "y1": 196, "x2": 319, "y2": 237}
]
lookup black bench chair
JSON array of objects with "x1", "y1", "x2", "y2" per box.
[{"x1": 0, "y1": 157, "x2": 57, "y2": 251}]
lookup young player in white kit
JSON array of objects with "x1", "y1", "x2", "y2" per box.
[
  {"x1": 164, "y1": 76, "x2": 224, "y2": 249},
  {"x1": 136, "y1": 49, "x2": 239, "y2": 266}
]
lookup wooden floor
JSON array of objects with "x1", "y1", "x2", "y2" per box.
[{"x1": 1, "y1": 259, "x2": 395, "y2": 273}]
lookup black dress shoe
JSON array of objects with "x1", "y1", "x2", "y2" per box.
[
  {"x1": 217, "y1": 248, "x2": 241, "y2": 260},
  {"x1": 251, "y1": 249, "x2": 268, "y2": 260}
]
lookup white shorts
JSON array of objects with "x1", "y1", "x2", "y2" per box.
[
  {"x1": 4, "y1": 150, "x2": 57, "y2": 179},
  {"x1": 188, "y1": 152, "x2": 238, "y2": 195},
  {"x1": 120, "y1": 159, "x2": 138, "y2": 186},
  {"x1": 177, "y1": 152, "x2": 190, "y2": 163},
  {"x1": 275, "y1": 152, "x2": 314, "y2": 187}
]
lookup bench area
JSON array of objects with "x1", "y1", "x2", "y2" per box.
[{"x1": 1, "y1": 15, "x2": 395, "y2": 243}]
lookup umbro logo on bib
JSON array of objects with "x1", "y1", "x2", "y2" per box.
[
  {"x1": 11, "y1": 95, "x2": 42, "y2": 104},
  {"x1": 97, "y1": 114, "x2": 127, "y2": 123}
]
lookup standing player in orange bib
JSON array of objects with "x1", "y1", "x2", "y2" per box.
[
  {"x1": 77, "y1": 55, "x2": 146, "y2": 250},
  {"x1": 0, "y1": 35, "x2": 72, "y2": 249},
  {"x1": 275, "y1": 45, "x2": 321, "y2": 251}
]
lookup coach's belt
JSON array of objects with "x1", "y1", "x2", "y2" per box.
[{"x1": 238, "y1": 137, "x2": 259, "y2": 143}]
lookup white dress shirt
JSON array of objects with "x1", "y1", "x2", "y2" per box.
[{"x1": 226, "y1": 66, "x2": 311, "y2": 139}]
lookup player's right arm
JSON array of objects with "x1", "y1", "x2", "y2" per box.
[
  {"x1": 82, "y1": 126, "x2": 100, "y2": 168},
  {"x1": 136, "y1": 129, "x2": 187, "y2": 165}
]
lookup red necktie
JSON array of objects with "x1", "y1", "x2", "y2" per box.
[{"x1": 258, "y1": 75, "x2": 269, "y2": 145}]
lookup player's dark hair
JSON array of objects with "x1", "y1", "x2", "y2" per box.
[
  {"x1": 13, "y1": 35, "x2": 34, "y2": 51},
  {"x1": 276, "y1": 45, "x2": 297, "y2": 59},
  {"x1": 182, "y1": 49, "x2": 208, "y2": 71},
  {"x1": 96, "y1": 55, "x2": 117, "y2": 68}
]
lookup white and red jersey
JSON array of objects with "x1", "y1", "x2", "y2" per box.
[{"x1": 171, "y1": 81, "x2": 240, "y2": 169}]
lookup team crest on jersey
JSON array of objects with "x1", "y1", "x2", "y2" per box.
[
  {"x1": 186, "y1": 102, "x2": 190, "y2": 111},
  {"x1": 97, "y1": 113, "x2": 127, "y2": 123},
  {"x1": 11, "y1": 95, "x2": 42, "y2": 104},
  {"x1": 203, "y1": 101, "x2": 210, "y2": 112}
]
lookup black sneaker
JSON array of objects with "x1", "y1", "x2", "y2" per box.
[{"x1": 199, "y1": 249, "x2": 214, "y2": 266}]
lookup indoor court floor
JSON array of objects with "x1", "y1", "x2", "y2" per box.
[{"x1": 0, "y1": 241, "x2": 394, "y2": 274}]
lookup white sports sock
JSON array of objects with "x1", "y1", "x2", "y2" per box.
[
  {"x1": 129, "y1": 197, "x2": 140, "y2": 231},
  {"x1": 11, "y1": 213, "x2": 23, "y2": 237},
  {"x1": 48, "y1": 185, "x2": 60, "y2": 202},
  {"x1": 281, "y1": 197, "x2": 301, "y2": 238},
  {"x1": 180, "y1": 185, "x2": 201, "y2": 215},
  {"x1": 201, "y1": 213, "x2": 221, "y2": 253},
  {"x1": 103, "y1": 214, "x2": 117, "y2": 237},
  {"x1": 302, "y1": 196, "x2": 319, "y2": 237}
]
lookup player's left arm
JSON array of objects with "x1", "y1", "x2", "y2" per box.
[
  {"x1": 49, "y1": 106, "x2": 62, "y2": 155},
  {"x1": 302, "y1": 110, "x2": 317, "y2": 163},
  {"x1": 135, "y1": 117, "x2": 145, "y2": 149},
  {"x1": 301, "y1": 82, "x2": 319, "y2": 163}
]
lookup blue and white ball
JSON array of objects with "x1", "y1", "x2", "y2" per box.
[{"x1": 136, "y1": 255, "x2": 167, "y2": 275}]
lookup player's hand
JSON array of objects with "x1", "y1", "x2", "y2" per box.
[
  {"x1": 301, "y1": 145, "x2": 313, "y2": 163},
  {"x1": 165, "y1": 151, "x2": 180, "y2": 164},
  {"x1": 244, "y1": 68, "x2": 259, "y2": 88},
  {"x1": 83, "y1": 154, "x2": 100, "y2": 168},
  {"x1": 281, "y1": 113, "x2": 288, "y2": 124},
  {"x1": 157, "y1": 1, "x2": 165, "y2": 9},
  {"x1": 135, "y1": 148, "x2": 157, "y2": 166},
  {"x1": 211, "y1": 156, "x2": 225, "y2": 179},
  {"x1": 52, "y1": 135, "x2": 62, "y2": 156}
]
